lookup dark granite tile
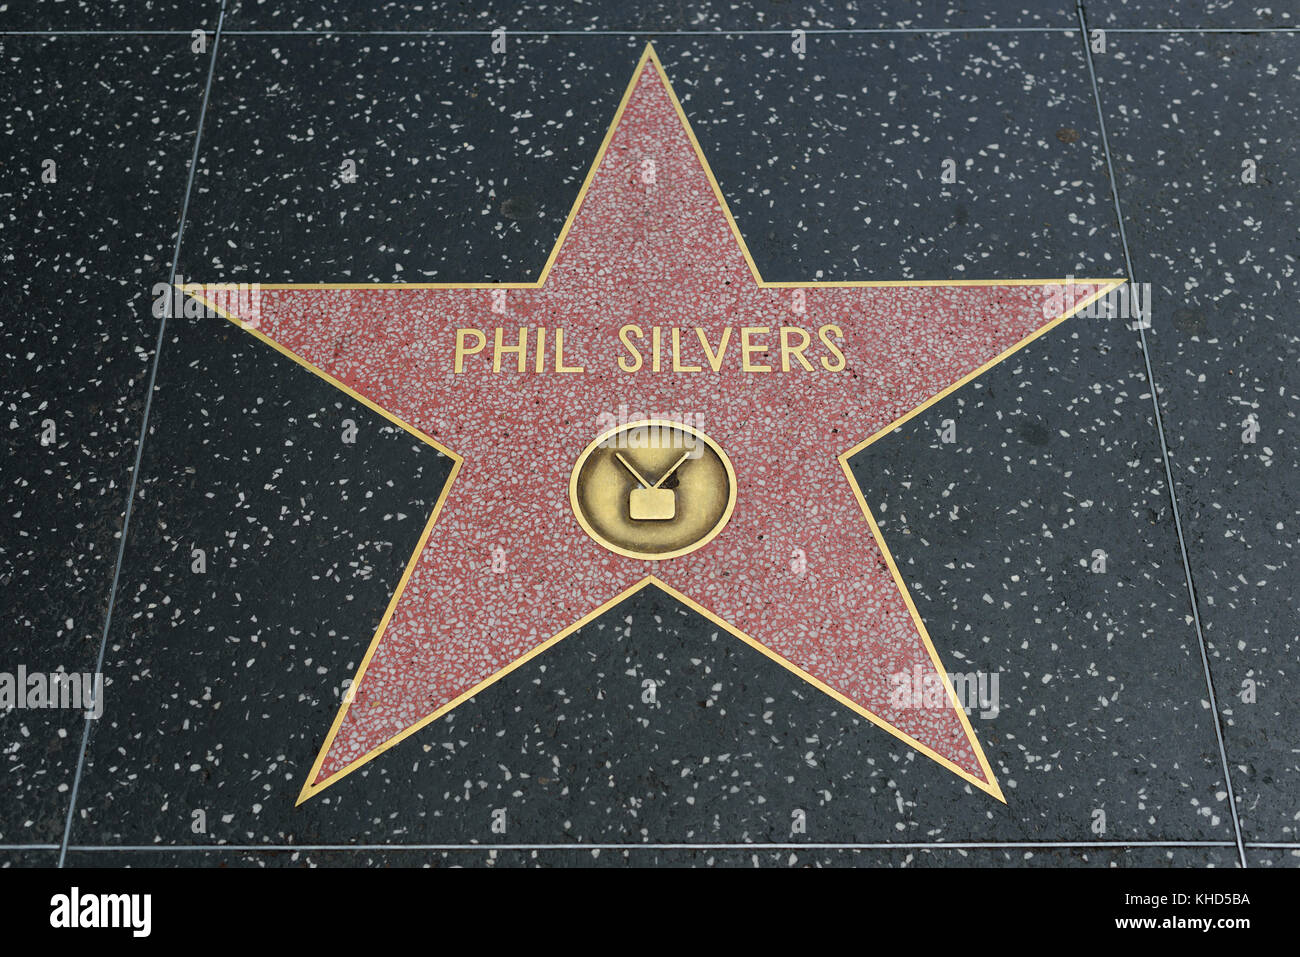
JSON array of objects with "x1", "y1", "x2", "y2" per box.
[
  {"x1": 1088, "y1": 2, "x2": 1295, "y2": 30},
  {"x1": 0, "y1": 36, "x2": 207, "y2": 842},
  {"x1": 62, "y1": 844, "x2": 1237, "y2": 866},
  {"x1": 656, "y1": 31, "x2": 1120, "y2": 280},
  {"x1": 223, "y1": 1, "x2": 1077, "y2": 32},
  {"x1": 0, "y1": 849, "x2": 58, "y2": 868},
  {"x1": 63, "y1": 312, "x2": 455, "y2": 846},
  {"x1": 0, "y1": 0, "x2": 222, "y2": 31},
  {"x1": 181, "y1": 35, "x2": 639, "y2": 282},
  {"x1": 1092, "y1": 31, "x2": 1299, "y2": 843},
  {"x1": 183, "y1": 32, "x2": 1117, "y2": 284},
  {"x1": 847, "y1": 302, "x2": 1238, "y2": 847},
  {"x1": 1248, "y1": 846, "x2": 1300, "y2": 866}
]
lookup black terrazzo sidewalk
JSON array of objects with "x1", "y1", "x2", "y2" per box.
[{"x1": 2, "y1": 2, "x2": 1296, "y2": 868}]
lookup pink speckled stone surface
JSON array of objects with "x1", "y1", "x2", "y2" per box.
[{"x1": 225, "y1": 60, "x2": 1107, "y2": 791}]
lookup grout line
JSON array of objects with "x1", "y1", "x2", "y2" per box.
[
  {"x1": 54, "y1": 1, "x2": 228, "y2": 869},
  {"x1": 0, "y1": 845, "x2": 61, "y2": 851},
  {"x1": 1097, "y1": 27, "x2": 1295, "y2": 33},
  {"x1": 1076, "y1": 1, "x2": 1247, "y2": 869},
  {"x1": 0, "y1": 27, "x2": 1082, "y2": 37},
  {"x1": 209, "y1": 27, "x2": 1074, "y2": 36},
  {"x1": 2, "y1": 840, "x2": 1283, "y2": 854},
  {"x1": 0, "y1": 29, "x2": 219, "y2": 35},
  {"x1": 2, "y1": 26, "x2": 1294, "y2": 38},
  {"x1": 61, "y1": 841, "x2": 1239, "y2": 853}
]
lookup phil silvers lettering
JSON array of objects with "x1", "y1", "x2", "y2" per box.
[{"x1": 453, "y1": 324, "x2": 847, "y2": 374}]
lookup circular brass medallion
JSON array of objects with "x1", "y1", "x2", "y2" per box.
[{"x1": 569, "y1": 419, "x2": 736, "y2": 561}]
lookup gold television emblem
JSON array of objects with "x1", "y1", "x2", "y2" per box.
[{"x1": 569, "y1": 419, "x2": 736, "y2": 560}]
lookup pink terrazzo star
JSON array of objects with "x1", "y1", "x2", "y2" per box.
[{"x1": 199, "y1": 47, "x2": 1119, "y2": 803}]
